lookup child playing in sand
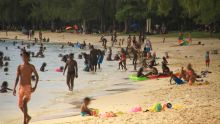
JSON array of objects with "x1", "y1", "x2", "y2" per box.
[
  {"x1": 0, "y1": 81, "x2": 13, "y2": 93},
  {"x1": 13, "y1": 51, "x2": 39, "y2": 124},
  {"x1": 205, "y1": 51, "x2": 210, "y2": 67},
  {"x1": 81, "y1": 97, "x2": 92, "y2": 116}
]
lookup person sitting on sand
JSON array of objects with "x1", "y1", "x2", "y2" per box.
[
  {"x1": 149, "y1": 65, "x2": 159, "y2": 76},
  {"x1": 63, "y1": 53, "x2": 78, "y2": 91},
  {"x1": 179, "y1": 67, "x2": 187, "y2": 81},
  {"x1": 170, "y1": 72, "x2": 185, "y2": 85},
  {"x1": 137, "y1": 67, "x2": 146, "y2": 77},
  {"x1": 0, "y1": 81, "x2": 13, "y2": 93},
  {"x1": 162, "y1": 56, "x2": 168, "y2": 65},
  {"x1": 162, "y1": 61, "x2": 170, "y2": 75},
  {"x1": 186, "y1": 63, "x2": 196, "y2": 85},
  {"x1": 81, "y1": 97, "x2": 92, "y2": 116}
]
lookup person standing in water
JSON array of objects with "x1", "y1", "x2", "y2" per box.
[
  {"x1": 90, "y1": 46, "x2": 99, "y2": 72},
  {"x1": 13, "y1": 52, "x2": 39, "y2": 124},
  {"x1": 63, "y1": 53, "x2": 78, "y2": 91}
]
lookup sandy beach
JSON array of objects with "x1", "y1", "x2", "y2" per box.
[{"x1": 0, "y1": 31, "x2": 220, "y2": 124}]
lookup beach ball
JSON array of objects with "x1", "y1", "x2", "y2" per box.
[
  {"x1": 153, "y1": 103, "x2": 162, "y2": 112},
  {"x1": 167, "y1": 103, "x2": 172, "y2": 108},
  {"x1": 162, "y1": 103, "x2": 167, "y2": 110}
]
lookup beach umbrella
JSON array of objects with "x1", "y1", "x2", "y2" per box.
[{"x1": 66, "y1": 26, "x2": 72, "y2": 30}]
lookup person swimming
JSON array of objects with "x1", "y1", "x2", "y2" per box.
[
  {"x1": 40, "y1": 62, "x2": 47, "y2": 72},
  {"x1": 0, "y1": 81, "x2": 13, "y2": 93},
  {"x1": 81, "y1": 97, "x2": 92, "y2": 116}
]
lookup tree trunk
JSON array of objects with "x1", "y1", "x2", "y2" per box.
[
  {"x1": 124, "y1": 19, "x2": 128, "y2": 33},
  {"x1": 146, "y1": 18, "x2": 152, "y2": 34},
  {"x1": 51, "y1": 20, "x2": 55, "y2": 32},
  {"x1": 100, "y1": 16, "x2": 103, "y2": 33},
  {"x1": 82, "y1": 19, "x2": 87, "y2": 34}
]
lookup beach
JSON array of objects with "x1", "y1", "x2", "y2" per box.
[{"x1": 0, "y1": 31, "x2": 220, "y2": 124}]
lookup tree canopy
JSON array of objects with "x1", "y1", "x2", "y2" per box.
[{"x1": 0, "y1": 0, "x2": 219, "y2": 33}]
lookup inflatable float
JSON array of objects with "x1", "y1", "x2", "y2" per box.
[{"x1": 129, "y1": 74, "x2": 149, "y2": 81}]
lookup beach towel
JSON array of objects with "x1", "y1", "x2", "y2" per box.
[
  {"x1": 148, "y1": 75, "x2": 170, "y2": 79},
  {"x1": 129, "y1": 74, "x2": 149, "y2": 81}
]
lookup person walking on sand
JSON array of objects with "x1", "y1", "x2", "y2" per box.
[
  {"x1": 13, "y1": 52, "x2": 39, "y2": 124},
  {"x1": 63, "y1": 53, "x2": 78, "y2": 91},
  {"x1": 205, "y1": 51, "x2": 210, "y2": 68}
]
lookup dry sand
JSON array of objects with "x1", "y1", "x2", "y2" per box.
[{"x1": 1, "y1": 31, "x2": 220, "y2": 124}]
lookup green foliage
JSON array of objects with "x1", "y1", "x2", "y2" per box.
[{"x1": 0, "y1": 0, "x2": 219, "y2": 31}]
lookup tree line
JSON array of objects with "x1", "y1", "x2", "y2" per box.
[{"x1": 0, "y1": 0, "x2": 219, "y2": 33}]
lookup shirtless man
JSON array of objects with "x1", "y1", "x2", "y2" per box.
[
  {"x1": 13, "y1": 52, "x2": 39, "y2": 124},
  {"x1": 63, "y1": 53, "x2": 78, "y2": 91},
  {"x1": 90, "y1": 46, "x2": 99, "y2": 72}
]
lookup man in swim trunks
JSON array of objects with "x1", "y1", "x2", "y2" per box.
[
  {"x1": 13, "y1": 51, "x2": 39, "y2": 124},
  {"x1": 63, "y1": 53, "x2": 78, "y2": 91},
  {"x1": 90, "y1": 46, "x2": 99, "y2": 72}
]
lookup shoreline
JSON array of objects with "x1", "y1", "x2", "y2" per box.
[{"x1": 1, "y1": 31, "x2": 220, "y2": 124}]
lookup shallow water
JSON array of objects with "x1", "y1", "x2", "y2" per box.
[{"x1": 0, "y1": 40, "x2": 138, "y2": 124}]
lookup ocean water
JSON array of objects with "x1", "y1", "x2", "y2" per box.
[{"x1": 0, "y1": 40, "x2": 138, "y2": 124}]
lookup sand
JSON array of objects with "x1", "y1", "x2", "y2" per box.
[{"x1": 1, "y1": 31, "x2": 220, "y2": 124}]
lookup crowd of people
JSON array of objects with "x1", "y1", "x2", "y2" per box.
[{"x1": 0, "y1": 31, "x2": 212, "y2": 124}]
